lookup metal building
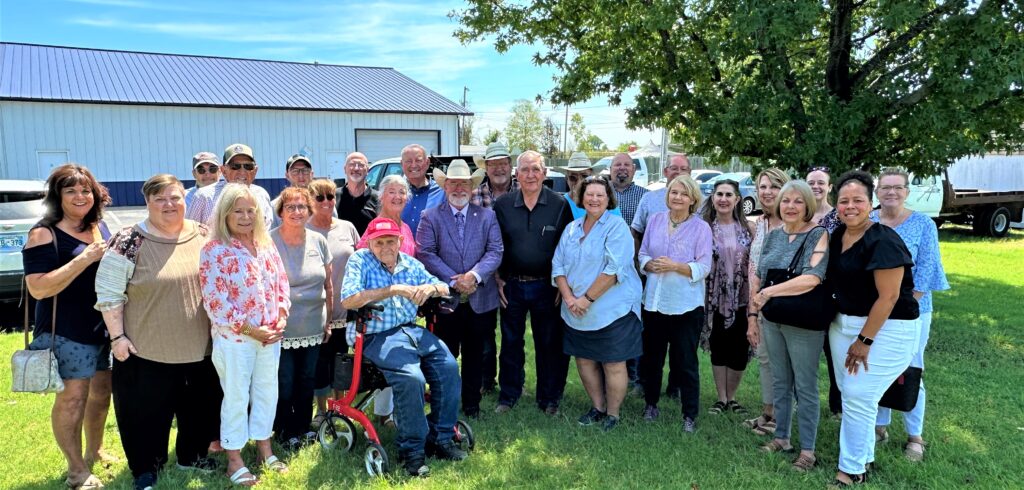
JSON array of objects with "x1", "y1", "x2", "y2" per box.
[{"x1": 0, "y1": 43, "x2": 470, "y2": 205}]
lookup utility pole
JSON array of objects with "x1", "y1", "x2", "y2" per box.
[
  {"x1": 460, "y1": 86, "x2": 469, "y2": 147},
  {"x1": 562, "y1": 105, "x2": 569, "y2": 155}
]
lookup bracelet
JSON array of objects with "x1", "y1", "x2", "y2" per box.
[
  {"x1": 857, "y1": 334, "x2": 874, "y2": 346},
  {"x1": 110, "y1": 333, "x2": 127, "y2": 343},
  {"x1": 241, "y1": 325, "x2": 252, "y2": 336},
  {"x1": 584, "y1": 293, "x2": 596, "y2": 302},
  {"x1": 747, "y1": 312, "x2": 759, "y2": 318}
]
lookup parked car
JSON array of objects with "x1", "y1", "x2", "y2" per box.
[
  {"x1": 692, "y1": 169, "x2": 723, "y2": 183},
  {"x1": 0, "y1": 180, "x2": 46, "y2": 302},
  {"x1": 597, "y1": 155, "x2": 650, "y2": 186},
  {"x1": 700, "y1": 172, "x2": 759, "y2": 215}
]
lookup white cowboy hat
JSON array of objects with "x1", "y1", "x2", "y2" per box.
[
  {"x1": 552, "y1": 151, "x2": 605, "y2": 174},
  {"x1": 433, "y1": 159, "x2": 485, "y2": 187}
]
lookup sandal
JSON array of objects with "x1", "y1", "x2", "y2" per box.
[
  {"x1": 742, "y1": 413, "x2": 770, "y2": 429},
  {"x1": 708, "y1": 401, "x2": 727, "y2": 415},
  {"x1": 760, "y1": 439, "x2": 795, "y2": 453},
  {"x1": 228, "y1": 467, "x2": 258, "y2": 487},
  {"x1": 311, "y1": 412, "x2": 328, "y2": 429},
  {"x1": 905, "y1": 441, "x2": 925, "y2": 462},
  {"x1": 727, "y1": 400, "x2": 749, "y2": 415},
  {"x1": 828, "y1": 472, "x2": 867, "y2": 488},
  {"x1": 792, "y1": 453, "x2": 817, "y2": 472},
  {"x1": 752, "y1": 417, "x2": 777, "y2": 436},
  {"x1": 66, "y1": 474, "x2": 104, "y2": 489},
  {"x1": 263, "y1": 455, "x2": 288, "y2": 474},
  {"x1": 874, "y1": 427, "x2": 889, "y2": 443}
]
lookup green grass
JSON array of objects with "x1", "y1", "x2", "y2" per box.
[{"x1": 2, "y1": 226, "x2": 1023, "y2": 489}]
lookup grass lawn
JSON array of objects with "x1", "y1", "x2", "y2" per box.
[{"x1": 2, "y1": 227, "x2": 1022, "y2": 489}]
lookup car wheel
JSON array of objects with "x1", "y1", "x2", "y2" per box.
[{"x1": 742, "y1": 197, "x2": 756, "y2": 216}]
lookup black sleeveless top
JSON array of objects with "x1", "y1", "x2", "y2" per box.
[{"x1": 22, "y1": 222, "x2": 111, "y2": 344}]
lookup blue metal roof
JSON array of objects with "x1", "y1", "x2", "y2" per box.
[{"x1": 0, "y1": 43, "x2": 471, "y2": 115}]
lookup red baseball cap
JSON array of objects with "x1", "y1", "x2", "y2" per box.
[{"x1": 364, "y1": 217, "x2": 402, "y2": 241}]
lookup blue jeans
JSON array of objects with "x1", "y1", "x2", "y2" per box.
[
  {"x1": 363, "y1": 326, "x2": 460, "y2": 459},
  {"x1": 275, "y1": 345, "x2": 320, "y2": 441},
  {"x1": 498, "y1": 279, "x2": 570, "y2": 409}
]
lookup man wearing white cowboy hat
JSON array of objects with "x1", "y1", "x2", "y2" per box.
[
  {"x1": 415, "y1": 159, "x2": 504, "y2": 419},
  {"x1": 554, "y1": 151, "x2": 621, "y2": 220},
  {"x1": 471, "y1": 142, "x2": 518, "y2": 209}
]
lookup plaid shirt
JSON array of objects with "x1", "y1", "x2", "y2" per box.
[
  {"x1": 471, "y1": 178, "x2": 519, "y2": 209},
  {"x1": 340, "y1": 248, "x2": 443, "y2": 345},
  {"x1": 614, "y1": 182, "x2": 649, "y2": 227}
]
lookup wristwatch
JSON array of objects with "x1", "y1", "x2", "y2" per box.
[{"x1": 857, "y1": 334, "x2": 874, "y2": 346}]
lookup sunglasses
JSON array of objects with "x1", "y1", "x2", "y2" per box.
[
  {"x1": 809, "y1": 166, "x2": 830, "y2": 174},
  {"x1": 583, "y1": 176, "x2": 608, "y2": 184},
  {"x1": 566, "y1": 173, "x2": 592, "y2": 182},
  {"x1": 195, "y1": 165, "x2": 219, "y2": 175},
  {"x1": 227, "y1": 162, "x2": 256, "y2": 171},
  {"x1": 314, "y1": 194, "x2": 335, "y2": 202}
]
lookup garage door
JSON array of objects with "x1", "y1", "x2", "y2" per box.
[{"x1": 356, "y1": 130, "x2": 440, "y2": 163}]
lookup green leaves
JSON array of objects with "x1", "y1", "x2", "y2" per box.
[{"x1": 455, "y1": 0, "x2": 1024, "y2": 176}]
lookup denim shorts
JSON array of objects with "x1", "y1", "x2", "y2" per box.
[{"x1": 30, "y1": 333, "x2": 111, "y2": 380}]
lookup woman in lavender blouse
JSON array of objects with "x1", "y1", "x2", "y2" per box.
[{"x1": 637, "y1": 175, "x2": 712, "y2": 433}]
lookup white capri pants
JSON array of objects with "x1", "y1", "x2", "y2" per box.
[
  {"x1": 212, "y1": 334, "x2": 282, "y2": 451},
  {"x1": 830, "y1": 313, "x2": 919, "y2": 475}
]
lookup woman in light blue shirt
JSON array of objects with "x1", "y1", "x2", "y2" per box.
[
  {"x1": 637, "y1": 175, "x2": 712, "y2": 432},
  {"x1": 870, "y1": 167, "x2": 949, "y2": 462},
  {"x1": 553, "y1": 176, "x2": 642, "y2": 432}
]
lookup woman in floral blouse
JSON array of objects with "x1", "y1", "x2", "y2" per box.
[{"x1": 199, "y1": 184, "x2": 291, "y2": 486}]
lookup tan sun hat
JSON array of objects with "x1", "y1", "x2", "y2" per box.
[
  {"x1": 472, "y1": 142, "x2": 512, "y2": 168},
  {"x1": 433, "y1": 159, "x2": 485, "y2": 187},
  {"x1": 552, "y1": 151, "x2": 605, "y2": 174}
]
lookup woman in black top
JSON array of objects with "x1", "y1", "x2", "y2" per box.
[
  {"x1": 827, "y1": 170, "x2": 920, "y2": 486},
  {"x1": 23, "y1": 164, "x2": 113, "y2": 489}
]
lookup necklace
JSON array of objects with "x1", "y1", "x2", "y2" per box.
[{"x1": 669, "y1": 213, "x2": 689, "y2": 228}]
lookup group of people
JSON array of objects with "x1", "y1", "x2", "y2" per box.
[{"x1": 22, "y1": 140, "x2": 947, "y2": 489}]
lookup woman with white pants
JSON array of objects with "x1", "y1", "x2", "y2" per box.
[
  {"x1": 870, "y1": 167, "x2": 949, "y2": 461},
  {"x1": 826, "y1": 171, "x2": 921, "y2": 486},
  {"x1": 199, "y1": 184, "x2": 291, "y2": 486}
]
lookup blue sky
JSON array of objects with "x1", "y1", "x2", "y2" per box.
[{"x1": 0, "y1": 0, "x2": 659, "y2": 147}]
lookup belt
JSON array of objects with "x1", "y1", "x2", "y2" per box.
[{"x1": 507, "y1": 275, "x2": 546, "y2": 282}]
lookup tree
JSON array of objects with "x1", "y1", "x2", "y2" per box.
[
  {"x1": 454, "y1": 1, "x2": 1024, "y2": 176},
  {"x1": 541, "y1": 117, "x2": 562, "y2": 157},
  {"x1": 616, "y1": 140, "x2": 639, "y2": 152},
  {"x1": 460, "y1": 115, "x2": 476, "y2": 146},
  {"x1": 505, "y1": 99, "x2": 545, "y2": 152},
  {"x1": 481, "y1": 128, "x2": 501, "y2": 145},
  {"x1": 580, "y1": 134, "x2": 607, "y2": 152},
  {"x1": 568, "y1": 113, "x2": 589, "y2": 151}
]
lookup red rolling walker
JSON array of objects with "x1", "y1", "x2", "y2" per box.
[{"x1": 317, "y1": 297, "x2": 475, "y2": 477}]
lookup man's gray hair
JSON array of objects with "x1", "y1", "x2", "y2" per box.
[
  {"x1": 401, "y1": 144, "x2": 427, "y2": 159},
  {"x1": 516, "y1": 150, "x2": 545, "y2": 169}
]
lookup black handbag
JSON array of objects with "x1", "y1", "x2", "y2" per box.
[
  {"x1": 760, "y1": 227, "x2": 836, "y2": 331},
  {"x1": 879, "y1": 366, "x2": 923, "y2": 411}
]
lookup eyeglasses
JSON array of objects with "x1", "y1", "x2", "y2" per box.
[
  {"x1": 288, "y1": 168, "x2": 312, "y2": 175},
  {"x1": 195, "y1": 165, "x2": 219, "y2": 175},
  {"x1": 314, "y1": 194, "x2": 335, "y2": 202},
  {"x1": 809, "y1": 166, "x2": 830, "y2": 174},
  {"x1": 566, "y1": 173, "x2": 592, "y2": 183},
  {"x1": 878, "y1": 185, "x2": 907, "y2": 192},
  {"x1": 227, "y1": 162, "x2": 256, "y2": 171},
  {"x1": 284, "y1": 204, "x2": 308, "y2": 213}
]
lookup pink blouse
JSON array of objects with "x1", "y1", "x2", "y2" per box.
[
  {"x1": 199, "y1": 238, "x2": 291, "y2": 340},
  {"x1": 355, "y1": 221, "x2": 417, "y2": 256}
]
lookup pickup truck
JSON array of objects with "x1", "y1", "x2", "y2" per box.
[{"x1": 904, "y1": 171, "x2": 1024, "y2": 237}]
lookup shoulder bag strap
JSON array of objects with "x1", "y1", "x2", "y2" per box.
[
  {"x1": 48, "y1": 227, "x2": 59, "y2": 351},
  {"x1": 22, "y1": 278, "x2": 30, "y2": 349}
]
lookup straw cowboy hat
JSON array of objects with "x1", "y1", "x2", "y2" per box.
[
  {"x1": 552, "y1": 151, "x2": 606, "y2": 174},
  {"x1": 433, "y1": 159, "x2": 485, "y2": 187},
  {"x1": 472, "y1": 142, "x2": 512, "y2": 168}
]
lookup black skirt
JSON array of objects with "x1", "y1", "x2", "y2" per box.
[{"x1": 563, "y1": 312, "x2": 643, "y2": 363}]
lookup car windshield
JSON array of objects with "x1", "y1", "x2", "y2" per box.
[
  {"x1": 712, "y1": 173, "x2": 748, "y2": 184},
  {"x1": 0, "y1": 191, "x2": 45, "y2": 220}
]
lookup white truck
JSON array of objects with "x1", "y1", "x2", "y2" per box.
[{"x1": 903, "y1": 171, "x2": 1024, "y2": 237}]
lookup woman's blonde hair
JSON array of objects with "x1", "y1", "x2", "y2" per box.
[
  {"x1": 775, "y1": 179, "x2": 818, "y2": 222},
  {"x1": 878, "y1": 167, "x2": 910, "y2": 186},
  {"x1": 210, "y1": 183, "x2": 271, "y2": 248},
  {"x1": 665, "y1": 175, "x2": 703, "y2": 214}
]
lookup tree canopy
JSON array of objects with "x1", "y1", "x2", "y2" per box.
[
  {"x1": 453, "y1": 0, "x2": 1024, "y2": 176},
  {"x1": 505, "y1": 99, "x2": 545, "y2": 153}
]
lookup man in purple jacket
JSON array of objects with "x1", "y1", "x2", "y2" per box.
[{"x1": 416, "y1": 159, "x2": 504, "y2": 418}]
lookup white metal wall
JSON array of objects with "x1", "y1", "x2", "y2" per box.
[{"x1": 0, "y1": 101, "x2": 459, "y2": 183}]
